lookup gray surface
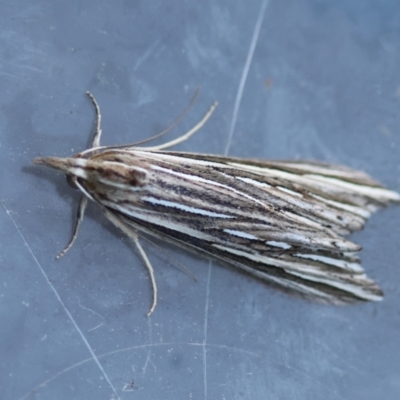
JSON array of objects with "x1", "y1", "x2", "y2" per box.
[{"x1": 1, "y1": 1, "x2": 400, "y2": 399}]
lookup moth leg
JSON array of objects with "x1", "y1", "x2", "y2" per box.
[
  {"x1": 101, "y1": 208, "x2": 158, "y2": 316},
  {"x1": 57, "y1": 195, "x2": 88, "y2": 259},
  {"x1": 134, "y1": 238, "x2": 158, "y2": 316},
  {"x1": 140, "y1": 235, "x2": 198, "y2": 282},
  {"x1": 86, "y1": 91, "x2": 102, "y2": 148}
]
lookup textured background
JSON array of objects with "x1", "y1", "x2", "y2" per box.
[{"x1": 1, "y1": 1, "x2": 400, "y2": 399}]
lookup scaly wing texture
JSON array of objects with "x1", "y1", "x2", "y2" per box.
[{"x1": 85, "y1": 150, "x2": 400, "y2": 304}]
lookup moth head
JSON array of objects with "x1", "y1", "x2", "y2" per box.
[
  {"x1": 33, "y1": 156, "x2": 88, "y2": 190},
  {"x1": 33, "y1": 155, "x2": 150, "y2": 196}
]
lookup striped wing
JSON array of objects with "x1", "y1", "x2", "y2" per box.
[{"x1": 85, "y1": 149, "x2": 400, "y2": 304}]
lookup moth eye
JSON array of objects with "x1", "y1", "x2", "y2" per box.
[{"x1": 66, "y1": 175, "x2": 79, "y2": 190}]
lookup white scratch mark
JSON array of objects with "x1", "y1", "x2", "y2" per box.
[
  {"x1": 1, "y1": 201, "x2": 120, "y2": 400},
  {"x1": 203, "y1": 261, "x2": 212, "y2": 400},
  {"x1": 224, "y1": 0, "x2": 270, "y2": 156},
  {"x1": 18, "y1": 341, "x2": 260, "y2": 400},
  {"x1": 134, "y1": 39, "x2": 160, "y2": 71},
  {"x1": 143, "y1": 318, "x2": 157, "y2": 373},
  {"x1": 0, "y1": 70, "x2": 21, "y2": 80},
  {"x1": 87, "y1": 323, "x2": 104, "y2": 332},
  {"x1": 204, "y1": 4, "x2": 269, "y2": 397},
  {"x1": 78, "y1": 298, "x2": 105, "y2": 321}
]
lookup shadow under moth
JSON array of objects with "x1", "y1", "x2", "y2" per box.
[{"x1": 34, "y1": 92, "x2": 400, "y2": 315}]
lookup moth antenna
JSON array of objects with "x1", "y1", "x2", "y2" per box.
[
  {"x1": 146, "y1": 100, "x2": 218, "y2": 151},
  {"x1": 79, "y1": 88, "x2": 205, "y2": 155},
  {"x1": 130, "y1": 86, "x2": 202, "y2": 147}
]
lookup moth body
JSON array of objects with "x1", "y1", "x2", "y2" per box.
[{"x1": 33, "y1": 92, "x2": 400, "y2": 313}]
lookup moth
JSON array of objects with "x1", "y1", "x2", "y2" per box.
[{"x1": 34, "y1": 92, "x2": 400, "y2": 315}]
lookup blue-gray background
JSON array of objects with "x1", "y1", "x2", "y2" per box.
[{"x1": 1, "y1": 1, "x2": 400, "y2": 399}]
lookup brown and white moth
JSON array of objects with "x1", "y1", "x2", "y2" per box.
[{"x1": 34, "y1": 92, "x2": 400, "y2": 315}]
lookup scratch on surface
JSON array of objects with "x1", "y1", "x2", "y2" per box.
[
  {"x1": 78, "y1": 297, "x2": 105, "y2": 320},
  {"x1": 87, "y1": 323, "x2": 104, "y2": 332},
  {"x1": 282, "y1": 364, "x2": 347, "y2": 400},
  {"x1": 18, "y1": 341, "x2": 260, "y2": 400},
  {"x1": 134, "y1": 39, "x2": 160, "y2": 71},
  {"x1": 202, "y1": 261, "x2": 212, "y2": 400},
  {"x1": 201, "y1": 4, "x2": 269, "y2": 397},
  {"x1": 142, "y1": 317, "x2": 157, "y2": 373},
  {"x1": 224, "y1": 0, "x2": 270, "y2": 156},
  {"x1": 0, "y1": 70, "x2": 21, "y2": 80},
  {"x1": 77, "y1": 297, "x2": 105, "y2": 331},
  {"x1": 1, "y1": 201, "x2": 120, "y2": 400}
]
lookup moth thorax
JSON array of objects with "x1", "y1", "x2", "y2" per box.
[{"x1": 87, "y1": 160, "x2": 149, "y2": 187}]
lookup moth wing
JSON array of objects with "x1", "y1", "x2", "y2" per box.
[
  {"x1": 105, "y1": 204, "x2": 384, "y2": 305},
  {"x1": 85, "y1": 150, "x2": 398, "y2": 304},
  {"x1": 226, "y1": 158, "x2": 400, "y2": 209}
]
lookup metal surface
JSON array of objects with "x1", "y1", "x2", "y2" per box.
[{"x1": 1, "y1": 1, "x2": 399, "y2": 399}]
